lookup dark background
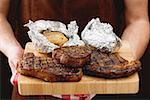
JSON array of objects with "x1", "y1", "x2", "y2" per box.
[{"x1": 0, "y1": 1, "x2": 150, "y2": 100}]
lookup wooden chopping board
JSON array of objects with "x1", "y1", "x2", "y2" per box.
[{"x1": 18, "y1": 41, "x2": 139, "y2": 95}]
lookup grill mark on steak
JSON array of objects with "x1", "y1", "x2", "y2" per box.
[
  {"x1": 83, "y1": 46, "x2": 141, "y2": 78},
  {"x1": 18, "y1": 45, "x2": 141, "y2": 81},
  {"x1": 18, "y1": 53, "x2": 83, "y2": 82},
  {"x1": 52, "y1": 46, "x2": 91, "y2": 67}
]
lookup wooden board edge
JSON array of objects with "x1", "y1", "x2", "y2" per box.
[{"x1": 18, "y1": 74, "x2": 139, "y2": 95}]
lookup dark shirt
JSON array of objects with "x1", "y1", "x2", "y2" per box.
[{"x1": 8, "y1": 0, "x2": 124, "y2": 47}]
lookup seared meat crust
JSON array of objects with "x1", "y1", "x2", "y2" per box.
[
  {"x1": 18, "y1": 53, "x2": 83, "y2": 82},
  {"x1": 52, "y1": 46, "x2": 91, "y2": 67},
  {"x1": 83, "y1": 46, "x2": 141, "y2": 78}
]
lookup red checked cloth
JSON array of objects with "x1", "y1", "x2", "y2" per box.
[{"x1": 11, "y1": 72, "x2": 95, "y2": 100}]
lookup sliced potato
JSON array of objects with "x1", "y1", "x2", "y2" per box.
[{"x1": 43, "y1": 31, "x2": 68, "y2": 46}]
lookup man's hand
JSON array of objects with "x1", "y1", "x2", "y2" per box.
[
  {"x1": 0, "y1": 39, "x2": 24, "y2": 74},
  {"x1": 7, "y1": 46, "x2": 24, "y2": 74}
]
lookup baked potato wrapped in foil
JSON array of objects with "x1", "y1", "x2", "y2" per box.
[
  {"x1": 24, "y1": 20, "x2": 84, "y2": 53},
  {"x1": 81, "y1": 18, "x2": 121, "y2": 53}
]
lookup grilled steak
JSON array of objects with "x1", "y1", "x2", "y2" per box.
[
  {"x1": 18, "y1": 53, "x2": 83, "y2": 82},
  {"x1": 83, "y1": 46, "x2": 141, "y2": 78},
  {"x1": 52, "y1": 46, "x2": 91, "y2": 67}
]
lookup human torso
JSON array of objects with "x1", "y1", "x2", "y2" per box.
[{"x1": 8, "y1": 0, "x2": 124, "y2": 47}]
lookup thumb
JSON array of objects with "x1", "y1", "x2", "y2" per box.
[
  {"x1": 8, "y1": 49, "x2": 24, "y2": 74},
  {"x1": 9, "y1": 58, "x2": 21, "y2": 86}
]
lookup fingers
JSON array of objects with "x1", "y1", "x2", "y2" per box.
[
  {"x1": 8, "y1": 48, "x2": 24, "y2": 74},
  {"x1": 9, "y1": 55, "x2": 23, "y2": 74}
]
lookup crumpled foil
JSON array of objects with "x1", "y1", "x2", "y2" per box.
[
  {"x1": 24, "y1": 20, "x2": 85, "y2": 53},
  {"x1": 81, "y1": 18, "x2": 122, "y2": 53}
]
